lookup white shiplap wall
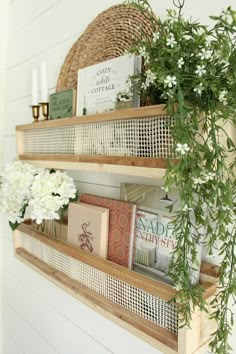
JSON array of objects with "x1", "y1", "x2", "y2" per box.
[{"x1": 1, "y1": 1, "x2": 236, "y2": 354}]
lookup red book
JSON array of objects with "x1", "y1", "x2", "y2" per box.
[{"x1": 80, "y1": 194, "x2": 137, "y2": 269}]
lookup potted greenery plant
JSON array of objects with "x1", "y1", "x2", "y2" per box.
[{"x1": 126, "y1": 0, "x2": 236, "y2": 353}]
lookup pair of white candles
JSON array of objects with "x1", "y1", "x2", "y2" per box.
[{"x1": 32, "y1": 62, "x2": 48, "y2": 105}]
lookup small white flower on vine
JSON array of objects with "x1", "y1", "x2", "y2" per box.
[
  {"x1": 198, "y1": 48, "x2": 213, "y2": 60},
  {"x1": 141, "y1": 82, "x2": 148, "y2": 90},
  {"x1": 194, "y1": 26, "x2": 205, "y2": 35},
  {"x1": 202, "y1": 202, "x2": 208, "y2": 211},
  {"x1": 153, "y1": 32, "x2": 160, "y2": 42},
  {"x1": 205, "y1": 172, "x2": 216, "y2": 181},
  {"x1": 175, "y1": 143, "x2": 190, "y2": 155},
  {"x1": 139, "y1": 46, "x2": 146, "y2": 57},
  {"x1": 182, "y1": 204, "x2": 193, "y2": 212},
  {"x1": 205, "y1": 36, "x2": 213, "y2": 47},
  {"x1": 141, "y1": 69, "x2": 156, "y2": 89},
  {"x1": 174, "y1": 284, "x2": 182, "y2": 291},
  {"x1": 166, "y1": 34, "x2": 177, "y2": 48},
  {"x1": 144, "y1": 53, "x2": 150, "y2": 64},
  {"x1": 192, "y1": 177, "x2": 205, "y2": 185},
  {"x1": 193, "y1": 83, "x2": 204, "y2": 95},
  {"x1": 221, "y1": 205, "x2": 231, "y2": 212},
  {"x1": 146, "y1": 69, "x2": 156, "y2": 82},
  {"x1": 219, "y1": 90, "x2": 228, "y2": 105},
  {"x1": 164, "y1": 75, "x2": 177, "y2": 88},
  {"x1": 161, "y1": 186, "x2": 169, "y2": 193},
  {"x1": 221, "y1": 9, "x2": 232, "y2": 23},
  {"x1": 166, "y1": 90, "x2": 174, "y2": 98},
  {"x1": 178, "y1": 57, "x2": 184, "y2": 69},
  {"x1": 219, "y1": 58, "x2": 228, "y2": 67},
  {"x1": 166, "y1": 9, "x2": 178, "y2": 24},
  {"x1": 183, "y1": 34, "x2": 193, "y2": 41},
  {"x1": 195, "y1": 65, "x2": 206, "y2": 77}
]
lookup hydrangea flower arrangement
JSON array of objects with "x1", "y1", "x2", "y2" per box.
[
  {"x1": 0, "y1": 160, "x2": 77, "y2": 230},
  {"x1": 29, "y1": 169, "x2": 77, "y2": 224},
  {"x1": 0, "y1": 160, "x2": 38, "y2": 229},
  {"x1": 126, "y1": 1, "x2": 236, "y2": 353}
]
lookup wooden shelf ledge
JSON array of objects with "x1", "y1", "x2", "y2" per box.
[
  {"x1": 16, "y1": 104, "x2": 177, "y2": 177},
  {"x1": 14, "y1": 222, "x2": 218, "y2": 354},
  {"x1": 15, "y1": 247, "x2": 179, "y2": 353},
  {"x1": 18, "y1": 154, "x2": 179, "y2": 178},
  {"x1": 16, "y1": 104, "x2": 168, "y2": 131}
]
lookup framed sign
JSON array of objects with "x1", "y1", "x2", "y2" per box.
[
  {"x1": 76, "y1": 54, "x2": 141, "y2": 116},
  {"x1": 49, "y1": 89, "x2": 76, "y2": 119}
]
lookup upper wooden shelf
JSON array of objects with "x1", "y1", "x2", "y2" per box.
[
  {"x1": 16, "y1": 104, "x2": 168, "y2": 131},
  {"x1": 16, "y1": 104, "x2": 177, "y2": 178}
]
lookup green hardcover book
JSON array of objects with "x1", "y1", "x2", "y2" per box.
[{"x1": 49, "y1": 89, "x2": 76, "y2": 119}]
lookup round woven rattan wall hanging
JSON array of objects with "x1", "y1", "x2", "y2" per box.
[{"x1": 56, "y1": 3, "x2": 154, "y2": 92}]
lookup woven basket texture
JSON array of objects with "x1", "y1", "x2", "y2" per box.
[{"x1": 56, "y1": 3, "x2": 154, "y2": 92}]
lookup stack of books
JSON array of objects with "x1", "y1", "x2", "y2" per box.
[{"x1": 66, "y1": 193, "x2": 201, "y2": 285}]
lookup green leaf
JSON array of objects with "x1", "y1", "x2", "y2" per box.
[{"x1": 9, "y1": 221, "x2": 20, "y2": 231}]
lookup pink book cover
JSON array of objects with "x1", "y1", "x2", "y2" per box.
[
  {"x1": 80, "y1": 194, "x2": 137, "y2": 269},
  {"x1": 68, "y1": 202, "x2": 109, "y2": 259}
]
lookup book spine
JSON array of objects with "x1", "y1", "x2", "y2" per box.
[{"x1": 128, "y1": 205, "x2": 137, "y2": 270}]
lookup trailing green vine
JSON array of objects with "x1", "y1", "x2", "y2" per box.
[{"x1": 125, "y1": 0, "x2": 236, "y2": 352}]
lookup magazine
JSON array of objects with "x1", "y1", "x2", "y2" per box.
[{"x1": 134, "y1": 207, "x2": 201, "y2": 285}]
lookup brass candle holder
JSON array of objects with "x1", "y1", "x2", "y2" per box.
[
  {"x1": 30, "y1": 105, "x2": 40, "y2": 123},
  {"x1": 40, "y1": 102, "x2": 49, "y2": 121}
]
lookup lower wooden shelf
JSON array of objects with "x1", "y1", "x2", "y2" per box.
[{"x1": 13, "y1": 222, "x2": 218, "y2": 354}]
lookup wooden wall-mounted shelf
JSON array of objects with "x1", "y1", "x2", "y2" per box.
[
  {"x1": 16, "y1": 105, "x2": 178, "y2": 178},
  {"x1": 14, "y1": 106, "x2": 222, "y2": 353},
  {"x1": 14, "y1": 222, "x2": 218, "y2": 354}
]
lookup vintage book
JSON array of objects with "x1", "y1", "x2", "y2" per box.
[
  {"x1": 67, "y1": 202, "x2": 109, "y2": 259},
  {"x1": 49, "y1": 88, "x2": 76, "y2": 119},
  {"x1": 79, "y1": 194, "x2": 137, "y2": 269},
  {"x1": 76, "y1": 54, "x2": 141, "y2": 116},
  {"x1": 134, "y1": 207, "x2": 201, "y2": 285}
]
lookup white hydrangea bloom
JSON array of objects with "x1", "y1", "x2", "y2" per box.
[
  {"x1": 0, "y1": 160, "x2": 38, "y2": 224},
  {"x1": 29, "y1": 170, "x2": 76, "y2": 224}
]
